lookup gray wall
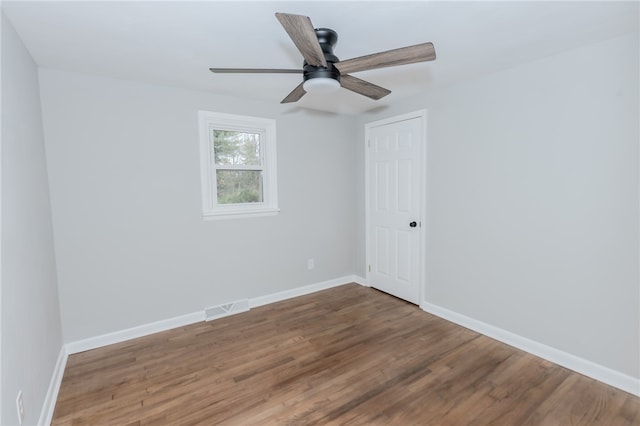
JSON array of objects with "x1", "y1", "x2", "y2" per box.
[
  {"x1": 1, "y1": 13, "x2": 64, "y2": 426},
  {"x1": 38, "y1": 69, "x2": 359, "y2": 343},
  {"x1": 358, "y1": 33, "x2": 639, "y2": 378}
]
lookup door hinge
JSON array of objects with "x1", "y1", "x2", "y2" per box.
[{"x1": 368, "y1": 264, "x2": 371, "y2": 272}]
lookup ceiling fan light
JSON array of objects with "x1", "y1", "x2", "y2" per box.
[{"x1": 303, "y1": 77, "x2": 340, "y2": 93}]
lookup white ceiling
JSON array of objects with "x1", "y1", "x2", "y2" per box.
[{"x1": 3, "y1": 1, "x2": 639, "y2": 115}]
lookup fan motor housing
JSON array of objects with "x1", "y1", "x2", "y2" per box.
[{"x1": 303, "y1": 28, "x2": 340, "y2": 84}]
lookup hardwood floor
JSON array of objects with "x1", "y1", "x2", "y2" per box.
[{"x1": 52, "y1": 284, "x2": 640, "y2": 425}]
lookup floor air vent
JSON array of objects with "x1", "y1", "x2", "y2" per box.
[{"x1": 204, "y1": 299, "x2": 250, "y2": 321}]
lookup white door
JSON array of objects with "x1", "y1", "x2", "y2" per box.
[{"x1": 367, "y1": 113, "x2": 423, "y2": 304}]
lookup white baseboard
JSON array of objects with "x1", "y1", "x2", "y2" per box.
[
  {"x1": 351, "y1": 274, "x2": 368, "y2": 287},
  {"x1": 249, "y1": 275, "x2": 365, "y2": 308},
  {"x1": 66, "y1": 311, "x2": 205, "y2": 354},
  {"x1": 38, "y1": 346, "x2": 68, "y2": 426},
  {"x1": 66, "y1": 275, "x2": 365, "y2": 354},
  {"x1": 420, "y1": 301, "x2": 640, "y2": 397}
]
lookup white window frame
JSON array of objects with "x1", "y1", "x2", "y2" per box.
[{"x1": 198, "y1": 111, "x2": 278, "y2": 220}]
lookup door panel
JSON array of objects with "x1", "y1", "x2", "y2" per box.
[
  {"x1": 368, "y1": 115, "x2": 422, "y2": 304},
  {"x1": 376, "y1": 161, "x2": 389, "y2": 211},
  {"x1": 397, "y1": 230, "x2": 411, "y2": 283},
  {"x1": 375, "y1": 227, "x2": 390, "y2": 275}
]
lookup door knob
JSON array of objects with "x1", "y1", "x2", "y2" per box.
[{"x1": 409, "y1": 221, "x2": 417, "y2": 228}]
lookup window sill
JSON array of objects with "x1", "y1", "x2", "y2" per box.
[{"x1": 202, "y1": 207, "x2": 280, "y2": 221}]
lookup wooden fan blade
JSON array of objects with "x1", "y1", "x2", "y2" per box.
[
  {"x1": 281, "y1": 82, "x2": 306, "y2": 103},
  {"x1": 209, "y1": 68, "x2": 302, "y2": 74},
  {"x1": 275, "y1": 13, "x2": 327, "y2": 68},
  {"x1": 340, "y1": 75, "x2": 391, "y2": 100},
  {"x1": 334, "y1": 42, "x2": 436, "y2": 74}
]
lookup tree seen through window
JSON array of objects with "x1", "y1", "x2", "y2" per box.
[{"x1": 213, "y1": 130, "x2": 263, "y2": 204}]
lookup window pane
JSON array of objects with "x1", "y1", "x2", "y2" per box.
[
  {"x1": 213, "y1": 130, "x2": 261, "y2": 166},
  {"x1": 216, "y1": 170, "x2": 263, "y2": 204}
]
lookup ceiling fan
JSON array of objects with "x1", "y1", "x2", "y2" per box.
[{"x1": 209, "y1": 13, "x2": 436, "y2": 104}]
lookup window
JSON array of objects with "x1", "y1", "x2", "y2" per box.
[{"x1": 199, "y1": 111, "x2": 278, "y2": 219}]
